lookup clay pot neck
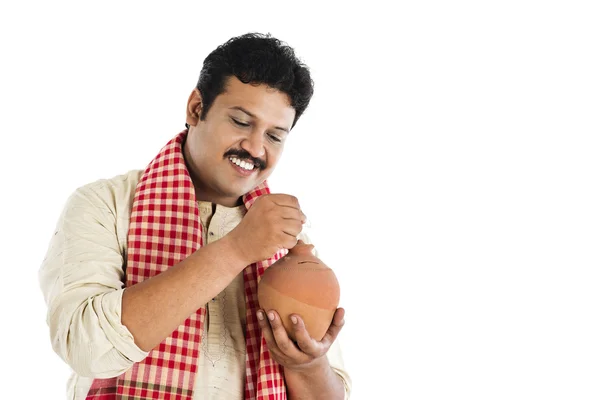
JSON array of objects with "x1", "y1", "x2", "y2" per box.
[{"x1": 289, "y1": 242, "x2": 315, "y2": 256}]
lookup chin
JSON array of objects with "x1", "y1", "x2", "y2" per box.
[
  {"x1": 227, "y1": 172, "x2": 269, "y2": 196},
  {"x1": 223, "y1": 185, "x2": 254, "y2": 200},
  {"x1": 239, "y1": 176, "x2": 263, "y2": 191}
]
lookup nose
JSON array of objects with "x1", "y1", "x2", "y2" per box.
[{"x1": 240, "y1": 130, "x2": 266, "y2": 158}]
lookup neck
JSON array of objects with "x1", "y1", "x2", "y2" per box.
[{"x1": 194, "y1": 189, "x2": 243, "y2": 208}]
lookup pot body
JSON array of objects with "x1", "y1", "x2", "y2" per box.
[{"x1": 257, "y1": 242, "x2": 340, "y2": 341}]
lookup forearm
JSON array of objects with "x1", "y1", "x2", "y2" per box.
[
  {"x1": 122, "y1": 236, "x2": 247, "y2": 351},
  {"x1": 284, "y1": 357, "x2": 346, "y2": 400}
]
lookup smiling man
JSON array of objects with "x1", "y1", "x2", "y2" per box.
[{"x1": 39, "y1": 33, "x2": 351, "y2": 399}]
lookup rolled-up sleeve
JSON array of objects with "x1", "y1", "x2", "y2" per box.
[{"x1": 39, "y1": 181, "x2": 148, "y2": 378}]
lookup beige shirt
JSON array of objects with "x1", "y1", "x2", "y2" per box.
[{"x1": 39, "y1": 170, "x2": 351, "y2": 400}]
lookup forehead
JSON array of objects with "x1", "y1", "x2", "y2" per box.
[{"x1": 213, "y1": 76, "x2": 296, "y2": 127}]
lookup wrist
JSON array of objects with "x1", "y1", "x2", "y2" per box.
[
  {"x1": 218, "y1": 234, "x2": 252, "y2": 267},
  {"x1": 285, "y1": 355, "x2": 329, "y2": 377}
]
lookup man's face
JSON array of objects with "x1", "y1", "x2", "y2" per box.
[{"x1": 184, "y1": 76, "x2": 296, "y2": 207}]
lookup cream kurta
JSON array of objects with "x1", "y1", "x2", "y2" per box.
[{"x1": 39, "y1": 170, "x2": 351, "y2": 400}]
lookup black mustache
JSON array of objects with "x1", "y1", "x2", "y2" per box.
[{"x1": 224, "y1": 149, "x2": 266, "y2": 170}]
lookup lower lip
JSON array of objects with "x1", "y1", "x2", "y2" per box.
[{"x1": 229, "y1": 160, "x2": 257, "y2": 176}]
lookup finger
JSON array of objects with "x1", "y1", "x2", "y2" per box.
[
  {"x1": 270, "y1": 194, "x2": 302, "y2": 212},
  {"x1": 267, "y1": 310, "x2": 303, "y2": 357},
  {"x1": 256, "y1": 310, "x2": 279, "y2": 352},
  {"x1": 280, "y1": 233, "x2": 299, "y2": 250},
  {"x1": 289, "y1": 314, "x2": 321, "y2": 357},
  {"x1": 281, "y1": 220, "x2": 303, "y2": 238},
  {"x1": 279, "y1": 207, "x2": 306, "y2": 223},
  {"x1": 319, "y1": 308, "x2": 346, "y2": 346}
]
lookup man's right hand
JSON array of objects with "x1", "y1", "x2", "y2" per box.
[{"x1": 227, "y1": 194, "x2": 306, "y2": 265}]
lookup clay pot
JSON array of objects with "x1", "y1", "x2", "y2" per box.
[{"x1": 257, "y1": 241, "x2": 340, "y2": 341}]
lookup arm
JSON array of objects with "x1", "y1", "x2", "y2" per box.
[
  {"x1": 124, "y1": 193, "x2": 306, "y2": 351},
  {"x1": 39, "y1": 181, "x2": 248, "y2": 377},
  {"x1": 122, "y1": 236, "x2": 246, "y2": 351}
]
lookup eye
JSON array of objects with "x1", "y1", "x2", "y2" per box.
[
  {"x1": 268, "y1": 133, "x2": 282, "y2": 143},
  {"x1": 232, "y1": 118, "x2": 250, "y2": 127}
]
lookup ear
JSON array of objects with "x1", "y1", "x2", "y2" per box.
[{"x1": 186, "y1": 88, "x2": 203, "y2": 127}]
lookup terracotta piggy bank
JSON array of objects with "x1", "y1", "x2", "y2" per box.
[{"x1": 257, "y1": 241, "x2": 340, "y2": 341}]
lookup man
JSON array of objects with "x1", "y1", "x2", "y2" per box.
[{"x1": 39, "y1": 33, "x2": 351, "y2": 399}]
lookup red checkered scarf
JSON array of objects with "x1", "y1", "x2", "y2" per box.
[{"x1": 86, "y1": 131, "x2": 287, "y2": 399}]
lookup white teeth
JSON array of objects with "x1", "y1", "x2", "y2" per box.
[{"x1": 230, "y1": 157, "x2": 255, "y2": 171}]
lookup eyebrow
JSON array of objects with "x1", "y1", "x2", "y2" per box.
[{"x1": 229, "y1": 106, "x2": 290, "y2": 133}]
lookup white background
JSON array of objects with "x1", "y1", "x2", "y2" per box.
[{"x1": 1, "y1": 1, "x2": 599, "y2": 399}]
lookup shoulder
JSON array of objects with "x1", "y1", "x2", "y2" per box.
[
  {"x1": 71, "y1": 170, "x2": 142, "y2": 210},
  {"x1": 62, "y1": 170, "x2": 143, "y2": 226},
  {"x1": 77, "y1": 170, "x2": 143, "y2": 200},
  {"x1": 55, "y1": 170, "x2": 143, "y2": 255}
]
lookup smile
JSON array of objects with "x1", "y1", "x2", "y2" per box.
[{"x1": 229, "y1": 157, "x2": 256, "y2": 172}]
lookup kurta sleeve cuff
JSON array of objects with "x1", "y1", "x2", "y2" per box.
[
  {"x1": 67, "y1": 289, "x2": 148, "y2": 378},
  {"x1": 97, "y1": 289, "x2": 149, "y2": 363}
]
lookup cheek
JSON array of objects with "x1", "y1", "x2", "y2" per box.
[
  {"x1": 266, "y1": 147, "x2": 284, "y2": 167},
  {"x1": 213, "y1": 125, "x2": 243, "y2": 151},
  {"x1": 199, "y1": 130, "x2": 228, "y2": 155}
]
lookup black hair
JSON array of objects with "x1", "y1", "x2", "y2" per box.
[{"x1": 187, "y1": 33, "x2": 314, "y2": 129}]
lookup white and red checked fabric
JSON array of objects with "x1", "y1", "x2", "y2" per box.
[{"x1": 86, "y1": 131, "x2": 287, "y2": 399}]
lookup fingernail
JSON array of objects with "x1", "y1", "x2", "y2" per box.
[
  {"x1": 268, "y1": 312, "x2": 275, "y2": 321},
  {"x1": 257, "y1": 311, "x2": 264, "y2": 321},
  {"x1": 291, "y1": 316, "x2": 298, "y2": 324}
]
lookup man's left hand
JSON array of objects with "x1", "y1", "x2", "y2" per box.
[{"x1": 256, "y1": 308, "x2": 345, "y2": 371}]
